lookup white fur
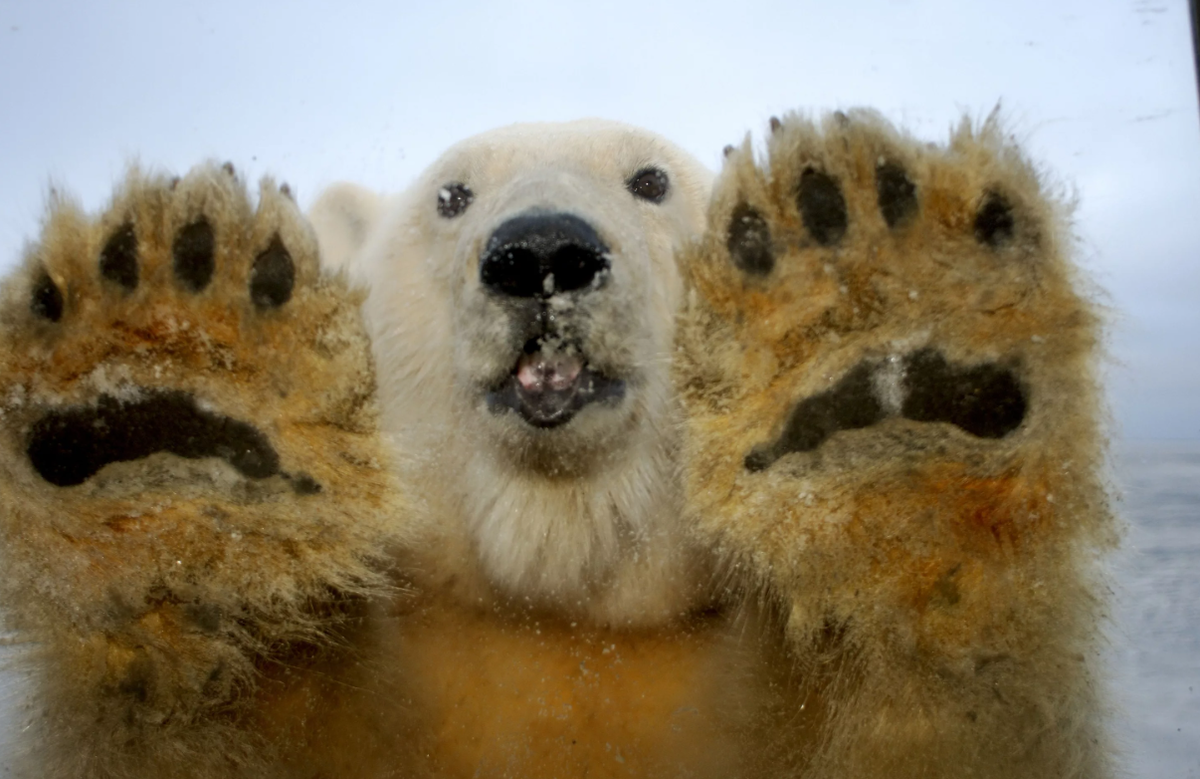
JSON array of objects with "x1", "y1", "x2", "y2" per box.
[{"x1": 310, "y1": 120, "x2": 715, "y2": 625}]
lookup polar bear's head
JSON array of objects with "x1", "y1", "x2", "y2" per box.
[{"x1": 311, "y1": 121, "x2": 713, "y2": 623}]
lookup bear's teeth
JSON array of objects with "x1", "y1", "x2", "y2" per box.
[{"x1": 516, "y1": 353, "x2": 583, "y2": 393}]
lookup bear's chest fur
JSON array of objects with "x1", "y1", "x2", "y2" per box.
[{"x1": 253, "y1": 593, "x2": 785, "y2": 778}]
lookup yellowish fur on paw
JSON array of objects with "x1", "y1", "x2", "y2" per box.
[
  {"x1": 0, "y1": 165, "x2": 405, "y2": 778},
  {"x1": 676, "y1": 111, "x2": 1116, "y2": 778}
]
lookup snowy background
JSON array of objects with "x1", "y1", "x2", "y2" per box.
[{"x1": 0, "y1": 0, "x2": 1197, "y2": 775}]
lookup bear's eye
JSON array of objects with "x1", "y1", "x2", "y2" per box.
[
  {"x1": 627, "y1": 168, "x2": 669, "y2": 204},
  {"x1": 437, "y1": 183, "x2": 474, "y2": 218}
]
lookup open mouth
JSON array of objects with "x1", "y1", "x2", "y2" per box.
[{"x1": 486, "y1": 342, "x2": 625, "y2": 429}]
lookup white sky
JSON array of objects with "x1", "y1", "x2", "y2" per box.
[{"x1": 0, "y1": 0, "x2": 1196, "y2": 439}]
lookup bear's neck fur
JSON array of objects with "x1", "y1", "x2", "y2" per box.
[{"x1": 453, "y1": 414, "x2": 710, "y2": 626}]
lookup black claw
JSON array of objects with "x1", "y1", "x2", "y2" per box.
[
  {"x1": 875, "y1": 161, "x2": 918, "y2": 228},
  {"x1": 99, "y1": 222, "x2": 139, "y2": 292},
  {"x1": 796, "y1": 168, "x2": 848, "y2": 246},
  {"x1": 726, "y1": 203, "x2": 775, "y2": 276},
  {"x1": 31, "y1": 271, "x2": 64, "y2": 322},
  {"x1": 723, "y1": 144, "x2": 736, "y2": 158},
  {"x1": 221, "y1": 162, "x2": 236, "y2": 177},
  {"x1": 250, "y1": 235, "x2": 295, "y2": 309},
  {"x1": 769, "y1": 116, "x2": 782, "y2": 133},
  {"x1": 973, "y1": 191, "x2": 1015, "y2": 247},
  {"x1": 173, "y1": 218, "x2": 216, "y2": 292}
]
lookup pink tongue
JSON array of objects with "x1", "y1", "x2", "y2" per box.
[{"x1": 516, "y1": 352, "x2": 583, "y2": 393}]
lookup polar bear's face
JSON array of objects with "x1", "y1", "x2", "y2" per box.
[
  {"x1": 311, "y1": 122, "x2": 713, "y2": 615},
  {"x1": 419, "y1": 122, "x2": 712, "y2": 469}
]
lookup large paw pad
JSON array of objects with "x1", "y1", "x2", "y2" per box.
[
  {"x1": 27, "y1": 389, "x2": 281, "y2": 487},
  {"x1": 744, "y1": 349, "x2": 1026, "y2": 472}
]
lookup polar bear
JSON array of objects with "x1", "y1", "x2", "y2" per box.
[
  {"x1": 0, "y1": 111, "x2": 1115, "y2": 779},
  {"x1": 309, "y1": 121, "x2": 714, "y2": 627}
]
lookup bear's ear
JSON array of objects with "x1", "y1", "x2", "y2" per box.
[{"x1": 308, "y1": 183, "x2": 384, "y2": 273}]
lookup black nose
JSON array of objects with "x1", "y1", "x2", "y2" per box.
[{"x1": 480, "y1": 212, "x2": 610, "y2": 298}]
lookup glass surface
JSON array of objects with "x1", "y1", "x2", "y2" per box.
[{"x1": 0, "y1": 1, "x2": 1196, "y2": 776}]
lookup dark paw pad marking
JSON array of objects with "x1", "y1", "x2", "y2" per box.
[
  {"x1": 250, "y1": 236, "x2": 295, "y2": 309},
  {"x1": 875, "y1": 162, "x2": 918, "y2": 227},
  {"x1": 31, "y1": 271, "x2": 63, "y2": 322},
  {"x1": 744, "y1": 363, "x2": 882, "y2": 471},
  {"x1": 173, "y1": 218, "x2": 216, "y2": 292},
  {"x1": 796, "y1": 168, "x2": 847, "y2": 246},
  {"x1": 100, "y1": 222, "x2": 139, "y2": 292},
  {"x1": 973, "y1": 191, "x2": 1015, "y2": 247},
  {"x1": 901, "y1": 349, "x2": 1026, "y2": 439},
  {"x1": 745, "y1": 348, "x2": 1025, "y2": 471},
  {"x1": 727, "y1": 203, "x2": 774, "y2": 275},
  {"x1": 27, "y1": 390, "x2": 282, "y2": 487}
]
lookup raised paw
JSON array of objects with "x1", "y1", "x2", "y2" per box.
[
  {"x1": 0, "y1": 165, "x2": 403, "y2": 777},
  {"x1": 677, "y1": 111, "x2": 1114, "y2": 778}
]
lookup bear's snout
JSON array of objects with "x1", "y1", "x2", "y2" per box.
[{"x1": 480, "y1": 212, "x2": 610, "y2": 298}]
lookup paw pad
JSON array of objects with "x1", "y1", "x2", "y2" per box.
[
  {"x1": 973, "y1": 191, "x2": 1015, "y2": 246},
  {"x1": 743, "y1": 362, "x2": 881, "y2": 471},
  {"x1": 874, "y1": 161, "x2": 918, "y2": 228},
  {"x1": 250, "y1": 235, "x2": 295, "y2": 309},
  {"x1": 726, "y1": 203, "x2": 774, "y2": 275},
  {"x1": 745, "y1": 350, "x2": 1026, "y2": 472},
  {"x1": 27, "y1": 390, "x2": 280, "y2": 487},
  {"x1": 172, "y1": 218, "x2": 216, "y2": 292},
  {"x1": 99, "y1": 222, "x2": 139, "y2": 292},
  {"x1": 796, "y1": 168, "x2": 848, "y2": 246},
  {"x1": 30, "y1": 271, "x2": 63, "y2": 322},
  {"x1": 744, "y1": 350, "x2": 1027, "y2": 470},
  {"x1": 901, "y1": 349, "x2": 1025, "y2": 438}
]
